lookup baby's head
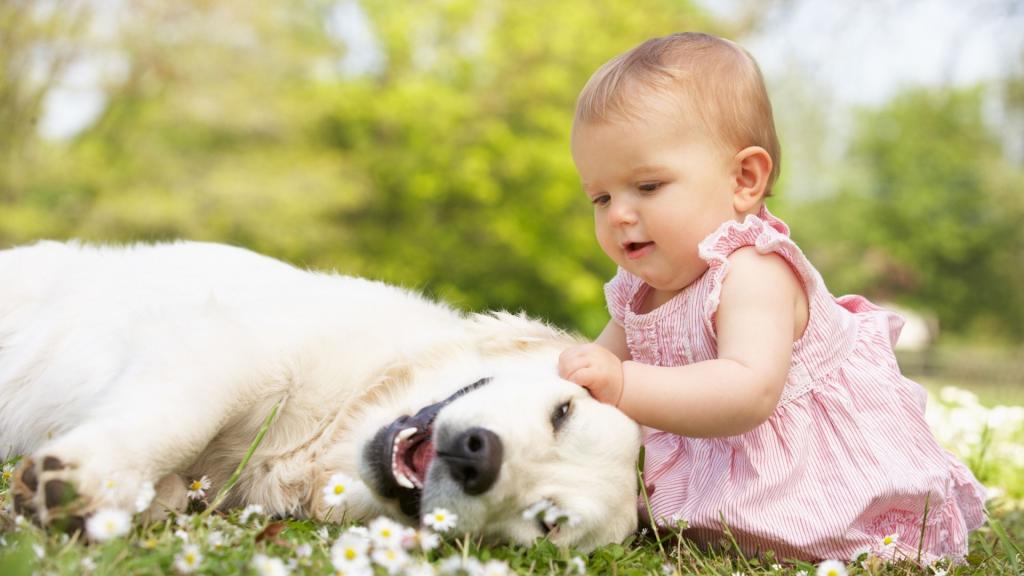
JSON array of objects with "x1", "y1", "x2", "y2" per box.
[
  {"x1": 573, "y1": 32, "x2": 780, "y2": 197},
  {"x1": 571, "y1": 33, "x2": 781, "y2": 294}
]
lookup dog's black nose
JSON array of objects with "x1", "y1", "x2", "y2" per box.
[{"x1": 438, "y1": 427, "x2": 503, "y2": 495}]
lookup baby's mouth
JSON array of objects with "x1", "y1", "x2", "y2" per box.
[{"x1": 624, "y1": 241, "x2": 654, "y2": 258}]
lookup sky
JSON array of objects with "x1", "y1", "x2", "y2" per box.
[
  {"x1": 709, "y1": 0, "x2": 1023, "y2": 105},
  {"x1": 37, "y1": 0, "x2": 1024, "y2": 140}
]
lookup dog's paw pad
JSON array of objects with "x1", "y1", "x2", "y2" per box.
[
  {"x1": 12, "y1": 458, "x2": 39, "y2": 514},
  {"x1": 44, "y1": 479, "x2": 78, "y2": 509},
  {"x1": 42, "y1": 456, "x2": 65, "y2": 472},
  {"x1": 11, "y1": 455, "x2": 84, "y2": 529}
]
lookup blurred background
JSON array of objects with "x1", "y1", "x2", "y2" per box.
[{"x1": 2, "y1": 0, "x2": 1022, "y2": 398}]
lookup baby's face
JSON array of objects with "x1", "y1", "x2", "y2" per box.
[{"x1": 571, "y1": 110, "x2": 740, "y2": 296}]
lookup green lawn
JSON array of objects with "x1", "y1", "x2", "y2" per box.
[{"x1": 2, "y1": 379, "x2": 1021, "y2": 575}]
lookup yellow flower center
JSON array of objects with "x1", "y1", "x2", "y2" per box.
[
  {"x1": 345, "y1": 549, "x2": 356, "y2": 560},
  {"x1": 3, "y1": 471, "x2": 13, "y2": 480},
  {"x1": 883, "y1": 535, "x2": 894, "y2": 545},
  {"x1": 190, "y1": 480, "x2": 203, "y2": 490},
  {"x1": 333, "y1": 485, "x2": 345, "y2": 495},
  {"x1": 185, "y1": 553, "x2": 196, "y2": 564},
  {"x1": 826, "y1": 570, "x2": 839, "y2": 576},
  {"x1": 104, "y1": 520, "x2": 116, "y2": 532}
]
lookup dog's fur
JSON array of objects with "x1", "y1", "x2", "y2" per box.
[{"x1": 0, "y1": 241, "x2": 641, "y2": 550}]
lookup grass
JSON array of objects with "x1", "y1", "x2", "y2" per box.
[
  {"x1": 0, "y1": 500, "x2": 1021, "y2": 575},
  {"x1": 1, "y1": 383, "x2": 1021, "y2": 575},
  {"x1": 1, "y1": 468, "x2": 1021, "y2": 575}
]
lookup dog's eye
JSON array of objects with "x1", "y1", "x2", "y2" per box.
[{"x1": 551, "y1": 400, "x2": 571, "y2": 431}]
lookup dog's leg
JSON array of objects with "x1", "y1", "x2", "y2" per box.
[{"x1": 11, "y1": 368, "x2": 258, "y2": 531}]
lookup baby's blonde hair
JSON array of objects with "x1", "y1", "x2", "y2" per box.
[{"x1": 574, "y1": 32, "x2": 781, "y2": 195}]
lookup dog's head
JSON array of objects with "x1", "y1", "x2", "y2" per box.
[{"x1": 352, "y1": 343, "x2": 642, "y2": 551}]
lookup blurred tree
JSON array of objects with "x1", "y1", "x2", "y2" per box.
[
  {"x1": 0, "y1": 0, "x2": 720, "y2": 336},
  {"x1": 0, "y1": 0, "x2": 89, "y2": 208},
  {"x1": 791, "y1": 88, "x2": 1024, "y2": 340},
  {"x1": 320, "y1": 0, "x2": 717, "y2": 333}
]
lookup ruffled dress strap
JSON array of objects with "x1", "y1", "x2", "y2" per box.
[
  {"x1": 696, "y1": 205, "x2": 820, "y2": 339},
  {"x1": 604, "y1": 267, "x2": 642, "y2": 327}
]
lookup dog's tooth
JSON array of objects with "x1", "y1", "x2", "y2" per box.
[
  {"x1": 395, "y1": 471, "x2": 415, "y2": 489},
  {"x1": 391, "y1": 427, "x2": 419, "y2": 489}
]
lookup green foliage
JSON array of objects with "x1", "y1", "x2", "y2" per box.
[
  {"x1": 0, "y1": 0, "x2": 721, "y2": 337},
  {"x1": 787, "y1": 88, "x2": 1024, "y2": 341},
  {"x1": 0, "y1": 0, "x2": 1021, "y2": 342}
]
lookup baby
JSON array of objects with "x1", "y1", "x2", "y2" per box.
[{"x1": 558, "y1": 32, "x2": 986, "y2": 564}]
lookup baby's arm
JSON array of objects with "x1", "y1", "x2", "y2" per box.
[{"x1": 562, "y1": 248, "x2": 804, "y2": 437}]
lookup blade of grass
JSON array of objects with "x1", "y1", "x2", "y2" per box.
[
  {"x1": 988, "y1": 515, "x2": 1021, "y2": 573},
  {"x1": 916, "y1": 491, "x2": 931, "y2": 565},
  {"x1": 201, "y1": 397, "x2": 284, "y2": 516},
  {"x1": 636, "y1": 446, "x2": 667, "y2": 558}
]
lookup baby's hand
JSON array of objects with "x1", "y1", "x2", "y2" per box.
[{"x1": 558, "y1": 343, "x2": 624, "y2": 406}]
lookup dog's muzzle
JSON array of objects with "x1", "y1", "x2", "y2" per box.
[{"x1": 363, "y1": 377, "x2": 499, "y2": 518}]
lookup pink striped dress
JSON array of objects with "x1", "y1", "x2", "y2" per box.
[{"x1": 606, "y1": 205, "x2": 986, "y2": 564}]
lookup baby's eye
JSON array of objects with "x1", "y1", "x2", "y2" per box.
[
  {"x1": 637, "y1": 182, "x2": 662, "y2": 193},
  {"x1": 590, "y1": 194, "x2": 610, "y2": 207}
]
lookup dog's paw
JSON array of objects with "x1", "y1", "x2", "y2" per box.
[{"x1": 12, "y1": 456, "x2": 85, "y2": 533}]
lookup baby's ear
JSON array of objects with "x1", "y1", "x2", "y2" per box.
[{"x1": 732, "y1": 146, "x2": 772, "y2": 214}]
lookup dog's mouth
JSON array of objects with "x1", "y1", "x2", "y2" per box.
[
  {"x1": 392, "y1": 425, "x2": 435, "y2": 490},
  {"x1": 362, "y1": 377, "x2": 492, "y2": 519}
]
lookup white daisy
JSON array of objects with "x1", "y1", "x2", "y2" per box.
[
  {"x1": 33, "y1": 544, "x2": 44, "y2": 559},
  {"x1": 544, "y1": 504, "x2": 581, "y2": 527},
  {"x1": 371, "y1": 546, "x2": 410, "y2": 574},
  {"x1": 207, "y1": 530, "x2": 225, "y2": 548},
  {"x1": 333, "y1": 562, "x2": 374, "y2": 576},
  {"x1": 439, "y1": 555, "x2": 482, "y2": 575},
  {"x1": 480, "y1": 559, "x2": 511, "y2": 576},
  {"x1": 815, "y1": 560, "x2": 848, "y2": 576},
  {"x1": 240, "y1": 503, "x2": 265, "y2": 523},
  {"x1": 322, "y1": 473, "x2": 354, "y2": 507},
  {"x1": 880, "y1": 532, "x2": 899, "y2": 552},
  {"x1": 405, "y1": 561, "x2": 438, "y2": 576},
  {"x1": 423, "y1": 507, "x2": 458, "y2": 532},
  {"x1": 850, "y1": 545, "x2": 872, "y2": 562},
  {"x1": 174, "y1": 529, "x2": 190, "y2": 542},
  {"x1": 1, "y1": 463, "x2": 14, "y2": 482},
  {"x1": 85, "y1": 508, "x2": 131, "y2": 542},
  {"x1": 295, "y1": 543, "x2": 313, "y2": 558},
  {"x1": 186, "y1": 475, "x2": 211, "y2": 500},
  {"x1": 368, "y1": 516, "x2": 405, "y2": 549},
  {"x1": 81, "y1": 556, "x2": 97, "y2": 572},
  {"x1": 173, "y1": 544, "x2": 203, "y2": 574},
  {"x1": 135, "y1": 481, "x2": 156, "y2": 513},
  {"x1": 570, "y1": 556, "x2": 586, "y2": 575},
  {"x1": 415, "y1": 529, "x2": 440, "y2": 552},
  {"x1": 331, "y1": 532, "x2": 371, "y2": 570},
  {"x1": 522, "y1": 499, "x2": 553, "y2": 520},
  {"x1": 252, "y1": 553, "x2": 291, "y2": 576},
  {"x1": 101, "y1": 478, "x2": 118, "y2": 496}
]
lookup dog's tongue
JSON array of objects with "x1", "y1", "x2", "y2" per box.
[{"x1": 411, "y1": 439, "x2": 436, "y2": 476}]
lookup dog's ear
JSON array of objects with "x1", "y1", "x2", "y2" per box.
[{"x1": 469, "y1": 311, "x2": 578, "y2": 356}]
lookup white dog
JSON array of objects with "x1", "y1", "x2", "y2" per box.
[{"x1": 0, "y1": 241, "x2": 641, "y2": 550}]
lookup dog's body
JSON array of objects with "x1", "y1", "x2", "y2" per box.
[{"x1": 0, "y1": 241, "x2": 641, "y2": 549}]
